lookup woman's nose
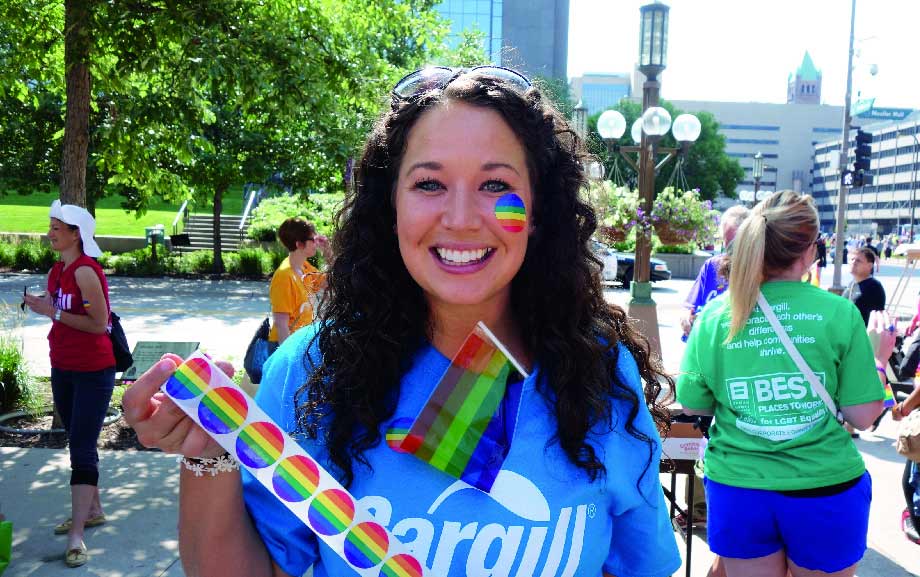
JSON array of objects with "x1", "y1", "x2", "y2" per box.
[{"x1": 441, "y1": 188, "x2": 482, "y2": 230}]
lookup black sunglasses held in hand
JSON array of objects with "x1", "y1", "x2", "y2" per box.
[{"x1": 392, "y1": 66, "x2": 531, "y2": 101}]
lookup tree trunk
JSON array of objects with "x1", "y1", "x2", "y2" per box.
[
  {"x1": 60, "y1": 0, "x2": 93, "y2": 207},
  {"x1": 213, "y1": 185, "x2": 226, "y2": 274}
]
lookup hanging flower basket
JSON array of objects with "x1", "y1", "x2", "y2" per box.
[
  {"x1": 599, "y1": 224, "x2": 632, "y2": 244},
  {"x1": 653, "y1": 221, "x2": 696, "y2": 246},
  {"x1": 649, "y1": 187, "x2": 718, "y2": 246}
]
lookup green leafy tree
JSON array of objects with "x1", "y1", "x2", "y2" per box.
[
  {"x1": 587, "y1": 99, "x2": 744, "y2": 200},
  {"x1": 1, "y1": 0, "x2": 452, "y2": 271}
]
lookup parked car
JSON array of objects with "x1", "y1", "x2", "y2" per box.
[
  {"x1": 591, "y1": 240, "x2": 619, "y2": 283},
  {"x1": 614, "y1": 251, "x2": 672, "y2": 288}
]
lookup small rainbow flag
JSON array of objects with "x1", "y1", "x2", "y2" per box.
[
  {"x1": 494, "y1": 194, "x2": 526, "y2": 232},
  {"x1": 883, "y1": 382, "x2": 896, "y2": 408},
  {"x1": 397, "y1": 322, "x2": 527, "y2": 492}
]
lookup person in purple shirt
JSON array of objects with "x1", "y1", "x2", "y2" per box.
[{"x1": 680, "y1": 205, "x2": 750, "y2": 339}]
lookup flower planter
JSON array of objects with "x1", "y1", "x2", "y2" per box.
[
  {"x1": 653, "y1": 222, "x2": 696, "y2": 246},
  {"x1": 599, "y1": 225, "x2": 632, "y2": 244}
]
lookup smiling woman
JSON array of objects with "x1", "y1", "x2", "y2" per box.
[{"x1": 124, "y1": 66, "x2": 680, "y2": 577}]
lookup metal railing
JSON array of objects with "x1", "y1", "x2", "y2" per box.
[
  {"x1": 239, "y1": 187, "x2": 262, "y2": 245},
  {"x1": 172, "y1": 200, "x2": 190, "y2": 236}
]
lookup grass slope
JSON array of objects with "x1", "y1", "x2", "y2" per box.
[{"x1": 0, "y1": 190, "x2": 245, "y2": 236}]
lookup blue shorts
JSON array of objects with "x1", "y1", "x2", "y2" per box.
[{"x1": 705, "y1": 472, "x2": 871, "y2": 572}]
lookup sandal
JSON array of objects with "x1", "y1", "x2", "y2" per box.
[
  {"x1": 65, "y1": 542, "x2": 88, "y2": 568},
  {"x1": 54, "y1": 514, "x2": 106, "y2": 535}
]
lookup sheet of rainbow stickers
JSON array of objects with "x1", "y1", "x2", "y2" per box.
[{"x1": 161, "y1": 352, "x2": 426, "y2": 577}]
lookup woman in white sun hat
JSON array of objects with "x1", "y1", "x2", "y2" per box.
[{"x1": 23, "y1": 200, "x2": 114, "y2": 568}]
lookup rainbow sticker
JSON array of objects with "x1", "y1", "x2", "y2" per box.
[
  {"x1": 235, "y1": 421, "x2": 284, "y2": 468},
  {"x1": 272, "y1": 455, "x2": 321, "y2": 502},
  {"x1": 386, "y1": 418, "x2": 413, "y2": 454},
  {"x1": 198, "y1": 387, "x2": 249, "y2": 434},
  {"x1": 165, "y1": 357, "x2": 211, "y2": 400},
  {"x1": 883, "y1": 382, "x2": 895, "y2": 408},
  {"x1": 494, "y1": 193, "x2": 526, "y2": 232},
  {"x1": 381, "y1": 553, "x2": 425, "y2": 577},
  {"x1": 308, "y1": 488, "x2": 355, "y2": 536},
  {"x1": 343, "y1": 521, "x2": 390, "y2": 569},
  {"x1": 160, "y1": 352, "x2": 427, "y2": 576}
]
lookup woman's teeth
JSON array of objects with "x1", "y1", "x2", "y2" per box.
[{"x1": 435, "y1": 247, "x2": 491, "y2": 265}]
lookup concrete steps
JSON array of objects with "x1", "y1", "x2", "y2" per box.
[{"x1": 176, "y1": 214, "x2": 249, "y2": 253}]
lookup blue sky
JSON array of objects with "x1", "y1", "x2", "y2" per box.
[{"x1": 568, "y1": 0, "x2": 916, "y2": 109}]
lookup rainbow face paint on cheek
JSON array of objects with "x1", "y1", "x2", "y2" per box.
[{"x1": 494, "y1": 193, "x2": 526, "y2": 232}]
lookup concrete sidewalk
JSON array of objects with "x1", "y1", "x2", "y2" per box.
[{"x1": 1, "y1": 448, "x2": 183, "y2": 577}]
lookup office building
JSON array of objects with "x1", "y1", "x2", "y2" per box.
[
  {"x1": 570, "y1": 73, "x2": 631, "y2": 115},
  {"x1": 664, "y1": 100, "x2": 843, "y2": 192},
  {"x1": 434, "y1": 0, "x2": 568, "y2": 79},
  {"x1": 812, "y1": 114, "x2": 920, "y2": 236},
  {"x1": 618, "y1": 53, "x2": 843, "y2": 194}
]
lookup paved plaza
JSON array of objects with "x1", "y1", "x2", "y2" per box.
[{"x1": 1, "y1": 261, "x2": 919, "y2": 576}]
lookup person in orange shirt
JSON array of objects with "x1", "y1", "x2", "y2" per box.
[{"x1": 268, "y1": 217, "x2": 329, "y2": 346}]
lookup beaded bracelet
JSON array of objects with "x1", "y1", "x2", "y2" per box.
[
  {"x1": 177, "y1": 452, "x2": 240, "y2": 477},
  {"x1": 876, "y1": 365, "x2": 887, "y2": 376}
]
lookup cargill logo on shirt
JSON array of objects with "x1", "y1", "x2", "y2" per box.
[{"x1": 357, "y1": 469, "x2": 591, "y2": 577}]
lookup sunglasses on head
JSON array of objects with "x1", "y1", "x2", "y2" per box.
[{"x1": 392, "y1": 66, "x2": 531, "y2": 101}]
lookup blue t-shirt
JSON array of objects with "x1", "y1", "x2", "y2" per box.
[
  {"x1": 242, "y1": 326, "x2": 680, "y2": 577},
  {"x1": 684, "y1": 255, "x2": 727, "y2": 312}
]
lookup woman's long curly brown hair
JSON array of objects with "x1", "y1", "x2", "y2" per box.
[{"x1": 295, "y1": 71, "x2": 672, "y2": 488}]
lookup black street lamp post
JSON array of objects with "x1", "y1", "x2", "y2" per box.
[{"x1": 592, "y1": 2, "x2": 700, "y2": 357}]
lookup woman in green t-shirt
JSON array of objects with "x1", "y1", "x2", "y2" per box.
[{"x1": 677, "y1": 191, "x2": 894, "y2": 577}]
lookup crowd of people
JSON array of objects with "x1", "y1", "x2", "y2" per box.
[{"x1": 19, "y1": 65, "x2": 920, "y2": 576}]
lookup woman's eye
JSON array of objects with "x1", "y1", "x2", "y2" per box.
[
  {"x1": 482, "y1": 179, "x2": 510, "y2": 193},
  {"x1": 414, "y1": 178, "x2": 443, "y2": 193}
]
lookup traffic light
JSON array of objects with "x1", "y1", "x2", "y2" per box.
[{"x1": 854, "y1": 128, "x2": 872, "y2": 175}]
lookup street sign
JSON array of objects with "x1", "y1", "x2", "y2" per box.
[
  {"x1": 853, "y1": 97, "x2": 875, "y2": 116},
  {"x1": 856, "y1": 107, "x2": 913, "y2": 121}
]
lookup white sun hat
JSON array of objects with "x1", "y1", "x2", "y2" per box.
[{"x1": 49, "y1": 199, "x2": 103, "y2": 257}]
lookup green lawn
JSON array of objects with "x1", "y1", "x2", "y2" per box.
[{"x1": 0, "y1": 189, "x2": 245, "y2": 236}]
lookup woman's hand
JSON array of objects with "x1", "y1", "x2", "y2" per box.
[
  {"x1": 123, "y1": 353, "x2": 233, "y2": 458},
  {"x1": 867, "y1": 310, "x2": 897, "y2": 365},
  {"x1": 23, "y1": 292, "x2": 54, "y2": 318}
]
